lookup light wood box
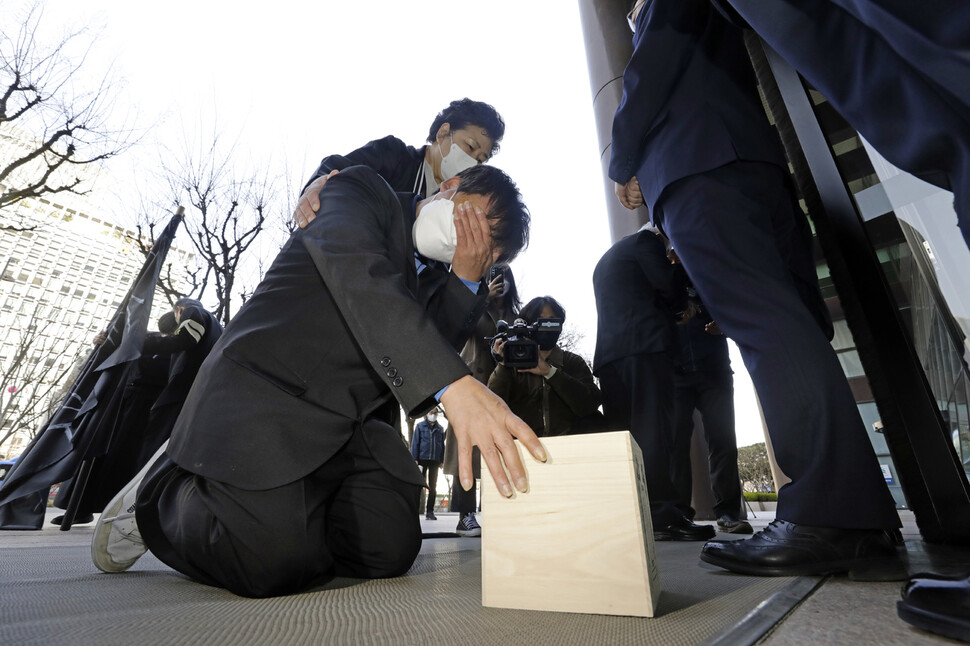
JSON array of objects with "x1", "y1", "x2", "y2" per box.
[{"x1": 481, "y1": 431, "x2": 661, "y2": 617}]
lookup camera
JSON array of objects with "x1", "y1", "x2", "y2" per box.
[{"x1": 490, "y1": 317, "x2": 564, "y2": 369}]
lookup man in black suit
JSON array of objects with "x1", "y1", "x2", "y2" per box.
[
  {"x1": 592, "y1": 226, "x2": 713, "y2": 540},
  {"x1": 91, "y1": 164, "x2": 545, "y2": 597},
  {"x1": 722, "y1": 0, "x2": 970, "y2": 248},
  {"x1": 610, "y1": 0, "x2": 899, "y2": 575},
  {"x1": 293, "y1": 98, "x2": 505, "y2": 228}
]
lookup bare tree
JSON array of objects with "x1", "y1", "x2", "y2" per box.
[
  {"x1": 138, "y1": 125, "x2": 284, "y2": 327},
  {"x1": 0, "y1": 298, "x2": 90, "y2": 451},
  {"x1": 0, "y1": 2, "x2": 136, "y2": 231}
]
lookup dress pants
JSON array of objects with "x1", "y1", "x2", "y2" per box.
[
  {"x1": 598, "y1": 351, "x2": 683, "y2": 525},
  {"x1": 135, "y1": 427, "x2": 422, "y2": 598},
  {"x1": 655, "y1": 160, "x2": 899, "y2": 529},
  {"x1": 671, "y1": 370, "x2": 743, "y2": 519}
]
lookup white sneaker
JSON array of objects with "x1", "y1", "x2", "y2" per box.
[{"x1": 91, "y1": 441, "x2": 168, "y2": 573}]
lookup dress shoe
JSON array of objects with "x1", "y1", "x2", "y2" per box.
[
  {"x1": 425, "y1": 511, "x2": 437, "y2": 521},
  {"x1": 717, "y1": 515, "x2": 754, "y2": 534},
  {"x1": 51, "y1": 513, "x2": 95, "y2": 525},
  {"x1": 700, "y1": 519, "x2": 898, "y2": 576},
  {"x1": 897, "y1": 572, "x2": 970, "y2": 643},
  {"x1": 654, "y1": 516, "x2": 716, "y2": 541}
]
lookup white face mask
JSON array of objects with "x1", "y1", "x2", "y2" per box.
[
  {"x1": 413, "y1": 196, "x2": 457, "y2": 263},
  {"x1": 437, "y1": 133, "x2": 478, "y2": 180}
]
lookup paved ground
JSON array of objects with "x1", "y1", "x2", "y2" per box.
[{"x1": 2, "y1": 507, "x2": 968, "y2": 645}]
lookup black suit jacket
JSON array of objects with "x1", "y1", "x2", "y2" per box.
[
  {"x1": 592, "y1": 231, "x2": 685, "y2": 373},
  {"x1": 303, "y1": 135, "x2": 426, "y2": 195},
  {"x1": 168, "y1": 166, "x2": 485, "y2": 490},
  {"x1": 609, "y1": 0, "x2": 786, "y2": 209}
]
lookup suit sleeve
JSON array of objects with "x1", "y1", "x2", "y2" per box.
[
  {"x1": 300, "y1": 167, "x2": 471, "y2": 417},
  {"x1": 416, "y1": 266, "x2": 488, "y2": 351},
  {"x1": 302, "y1": 135, "x2": 414, "y2": 195},
  {"x1": 547, "y1": 353, "x2": 602, "y2": 416},
  {"x1": 609, "y1": 0, "x2": 709, "y2": 183}
]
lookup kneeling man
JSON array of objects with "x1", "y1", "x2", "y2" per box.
[{"x1": 91, "y1": 164, "x2": 545, "y2": 597}]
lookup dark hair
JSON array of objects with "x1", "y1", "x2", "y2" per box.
[
  {"x1": 427, "y1": 98, "x2": 505, "y2": 158},
  {"x1": 520, "y1": 296, "x2": 566, "y2": 324},
  {"x1": 454, "y1": 165, "x2": 530, "y2": 263},
  {"x1": 487, "y1": 262, "x2": 522, "y2": 315},
  {"x1": 157, "y1": 311, "x2": 178, "y2": 334}
]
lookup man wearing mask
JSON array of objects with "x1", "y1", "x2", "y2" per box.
[
  {"x1": 410, "y1": 409, "x2": 445, "y2": 521},
  {"x1": 293, "y1": 98, "x2": 504, "y2": 228},
  {"x1": 91, "y1": 164, "x2": 545, "y2": 599}
]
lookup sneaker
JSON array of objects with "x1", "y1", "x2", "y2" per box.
[
  {"x1": 425, "y1": 511, "x2": 437, "y2": 521},
  {"x1": 717, "y1": 515, "x2": 755, "y2": 534},
  {"x1": 91, "y1": 441, "x2": 167, "y2": 573},
  {"x1": 456, "y1": 513, "x2": 482, "y2": 537}
]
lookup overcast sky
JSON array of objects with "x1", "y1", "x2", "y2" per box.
[{"x1": 17, "y1": 0, "x2": 766, "y2": 447}]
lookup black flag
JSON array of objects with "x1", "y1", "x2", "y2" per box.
[{"x1": 0, "y1": 209, "x2": 184, "y2": 529}]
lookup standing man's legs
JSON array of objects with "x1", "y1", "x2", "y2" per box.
[
  {"x1": 694, "y1": 371, "x2": 747, "y2": 526},
  {"x1": 670, "y1": 376, "x2": 701, "y2": 518},
  {"x1": 599, "y1": 353, "x2": 714, "y2": 540},
  {"x1": 655, "y1": 161, "x2": 898, "y2": 530}
]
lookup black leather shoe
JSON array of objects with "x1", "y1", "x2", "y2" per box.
[
  {"x1": 700, "y1": 519, "x2": 898, "y2": 576},
  {"x1": 51, "y1": 513, "x2": 94, "y2": 526},
  {"x1": 654, "y1": 516, "x2": 716, "y2": 541},
  {"x1": 898, "y1": 572, "x2": 970, "y2": 643}
]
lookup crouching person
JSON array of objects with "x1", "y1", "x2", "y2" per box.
[{"x1": 91, "y1": 164, "x2": 546, "y2": 597}]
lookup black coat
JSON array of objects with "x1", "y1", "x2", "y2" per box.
[
  {"x1": 167, "y1": 166, "x2": 486, "y2": 491},
  {"x1": 592, "y1": 230, "x2": 685, "y2": 373},
  {"x1": 304, "y1": 135, "x2": 428, "y2": 196}
]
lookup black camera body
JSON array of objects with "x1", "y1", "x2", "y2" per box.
[{"x1": 491, "y1": 317, "x2": 564, "y2": 369}]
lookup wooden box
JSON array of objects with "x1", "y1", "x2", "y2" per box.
[{"x1": 481, "y1": 431, "x2": 661, "y2": 617}]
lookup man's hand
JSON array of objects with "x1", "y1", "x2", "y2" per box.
[
  {"x1": 452, "y1": 201, "x2": 497, "y2": 282},
  {"x1": 705, "y1": 321, "x2": 723, "y2": 335},
  {"x1": 615, "y1": 176, "x2": 644, "y2": 210},
  {"x1": 441, "y1": 375, "x2": 546, "y2": 497},
  {"x1": 293, "y1": 170, "x2": 339, "y2": 229},
  {"x1": 517, "y1": 353, "x2": 552, "y2": 377}
]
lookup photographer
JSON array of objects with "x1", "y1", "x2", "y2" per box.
[{"x1": 488, "y1": 296, "x2": 602, "y2": 437}]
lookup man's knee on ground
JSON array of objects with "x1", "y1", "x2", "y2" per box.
[{"x1": 328, "y1": 486, "x2": 422, "y2": 579}]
